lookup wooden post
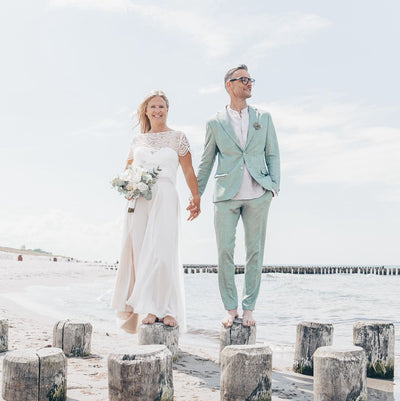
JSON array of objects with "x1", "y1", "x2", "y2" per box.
[
  {"x1": 37, "y1": 348, "x2": 67, "y2": 401},
  {"x1": 53, "y1": 320, "x2": 92, "y2": 357},
  {"x1": 219, "y1": 318, "x2": 256, "y2": 360},
  {"x1": 138, "y1": 322, "x2": 179, "y2": 360},
  {"x1": 0, "y1": 319, "x2": 8, "y2": 353},
  {"x1": 293, "y1": 321, "x2": 333, "y2": 375},
  {"x1": 220, "y1": 344, "x2": 272, "y2": 401},
  {"x1": 108, "y1": 345, "x2": 173, "y2": 401},
  {"x1": 2, "y1": 347, "x2": 67, "y2": 401},
  {"x1": 353, "y1": 321, "x2": 395, "y2": 379},
  {"x1": 314, "y1": 346, "x2": 367, "y2": 401}
]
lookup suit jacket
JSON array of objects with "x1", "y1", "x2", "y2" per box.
[{"x1": 197, "y1": 105, "x2": 280, "y2": 202}]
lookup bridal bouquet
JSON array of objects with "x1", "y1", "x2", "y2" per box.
[{"x1": 111, "y1": 165, "x2": 162, "y2": 201}]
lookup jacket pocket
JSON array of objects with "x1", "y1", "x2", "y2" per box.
[
  {"x1": 260, "y1": 163, "x2": 269, "y2": 175},
  {"x1": 214, "y1": 173, "x2": 228, "y2": 179}
]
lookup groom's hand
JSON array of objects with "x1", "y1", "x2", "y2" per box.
[{"x1": 186, "y1": 196, "x2": 201, "y2": 221}]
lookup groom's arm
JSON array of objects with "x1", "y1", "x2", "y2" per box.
[
  {"x1": 264, "y1": 113, "x2": 280, "y2": 194},
  {"x1": 197, "y1": 121, "x2": 218, "y2": 197}
]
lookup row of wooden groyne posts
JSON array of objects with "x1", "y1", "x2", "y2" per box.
[
  {"x1": 0, "y1": 317, "x2": 395, "y2": 400},
  {"x1": 183, "y1": 264, "x2": 400, "y2": 275}
]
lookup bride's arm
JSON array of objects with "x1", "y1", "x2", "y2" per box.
[
  {"x1": 125, "y1": 159, "x2": 133, "y2": 169},
  {"x1": 179, "y1": 152, "x2": 200, "y2": 221},
  {"x1": 125, "y1": 138, "x2": 135, "y2": 169}
]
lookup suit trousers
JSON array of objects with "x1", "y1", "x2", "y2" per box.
[{"x1": 214, "y1": 190, "x2": 273, "y2": 311}]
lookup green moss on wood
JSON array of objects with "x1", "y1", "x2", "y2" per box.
[
  {"x1": 367, "y1": 361, "x2": 394, "y2": 379},
  {"x1": 70, "y1": 346, "x2": 90, "y2": 357},
  {"x1": 355, "y1": 395, "x2": 368, "y2": 401},
  {"x1": 245, "y1": 376, "x2": 272, "y2": 400},
  {"x1": 158, "y1": 385, "x2": 173, "y2": 401},
  {"x1": 293, "y1": 362, "x2": 313, "y2": 376},
  {"x1": 0, "y1": 335, "x2": 7, "y2": 352},
  {"x1": 46, "y1": 383, "x2": 67, "y2": 401}
]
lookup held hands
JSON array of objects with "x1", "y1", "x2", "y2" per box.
[{"x1": 186, "y1": 195, "x2": 201, "y2": 221}]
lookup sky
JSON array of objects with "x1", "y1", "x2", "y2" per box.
[{"x1": 0, "y1": 0, "x2": 399, "y2": 265}]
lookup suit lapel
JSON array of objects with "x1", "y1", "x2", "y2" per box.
[
  {"x1": 216, "y1": 108, "x2": 242, "y2": 149},
  {"x1": 245, "y1": 106, "x2": 258, "y2": 150}
]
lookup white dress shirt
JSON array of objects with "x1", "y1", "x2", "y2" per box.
[{"x1": 226, "y1": 106, "x2": 266, "y2": 200}]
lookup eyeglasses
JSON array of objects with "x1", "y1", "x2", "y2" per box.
[{"x1": 229, "y1": 77, "x2": 255, "y2": 85}]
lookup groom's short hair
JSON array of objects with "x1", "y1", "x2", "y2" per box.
[{"x1": 224, "y1": 64, "x2": 248, "y2": 89}]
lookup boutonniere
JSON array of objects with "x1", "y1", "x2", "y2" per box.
[{"x1": 253, "y1": 122, "x2": 261, "y2": 130}]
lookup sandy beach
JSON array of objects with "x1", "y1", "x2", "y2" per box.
[{"x1": 0, "y1": 254, "x2": 397, "y2": 400}]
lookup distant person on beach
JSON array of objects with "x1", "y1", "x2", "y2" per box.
[
  {"x1": 195, "y1": 64, "x2": 280, "y2": 327},
  {"x1": 112, "y1": 90, "x2": 200, "y2": 333}
]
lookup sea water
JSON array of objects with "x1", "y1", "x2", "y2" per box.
[{"x1": 8, "y1": 271, "x2": 400, "y2": 349}]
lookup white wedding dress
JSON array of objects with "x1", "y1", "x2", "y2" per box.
[{"x1": 111, "y1": 131, "x2": 189, "y2": 333}]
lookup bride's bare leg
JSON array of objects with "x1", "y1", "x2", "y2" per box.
[
  {"x1": 222, "y1": 309, "x2": 239, "y2": 327},
  {"x1": 163, "y1": 315, "x2": 178, "y2": 326},
  {"x1": 142, "y1": 313, "x2": 157, "y2": 324}
]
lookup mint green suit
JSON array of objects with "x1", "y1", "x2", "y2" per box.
[{"x1": 197, "y1": 106, "x2": 280, "y2": 311}]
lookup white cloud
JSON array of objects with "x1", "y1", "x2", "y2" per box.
[
  {"x1": 256, "y1": 97, "x2": 400, "y2": 198},
  {"x1": 49, "y1": 0, "x2": 131, "y2": 12},
  {"x1": 0, "y1": 208, "x2": 122, "y2": 262},
  {"x1": 71, "y1": 118, "x2": 126, "y2": 137},
  {"x1": 379, "y1": 188, "x2": 400, "y2": 202},
  {"x1": 198, "y1": 85, "x2": 223, "y2": 95},
  {"x1": 69, "y1": 107, "x2": 133, "y2": 137},
  {"x1": 170, "y1": 123, "x2": 205, "y2": 150},
  {"x1": 248, "y1": 13, "x2": 331, "y2": 53},
  {"x1": 48, "y1": 0, "x2": 330, "y2": 58}
]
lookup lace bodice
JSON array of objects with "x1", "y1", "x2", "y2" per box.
[
  {"x1": 127, "y1": 131, "x2": 191, "y2": 184},
  {"x1": 127, "y1": 131, "x2": 190, "y2": 161}
]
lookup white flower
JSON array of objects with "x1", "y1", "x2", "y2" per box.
[
  {"x1": 120, "y1": 169, "x2": 131, "y2": 181},
  {"x1": 130, "y1": 166, "x2": 143, "y2": 183},
  {"x1": 137, "y1": 182, "x2": 149, "y2": 192},
  {"x1": 112, "y1": 165, "x2": 161, "y2": 201}
]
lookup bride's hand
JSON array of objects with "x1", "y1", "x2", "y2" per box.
[
  {"x1": 187, "y1": 207, "x2": 200, "y2": 221},
  {"x1": 187, "y1": 196, "x2": 200, "y2": 221}
]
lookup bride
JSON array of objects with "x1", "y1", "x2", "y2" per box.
[{"x1": 111, "y1": 90, "x2": 200, "y2": 333}]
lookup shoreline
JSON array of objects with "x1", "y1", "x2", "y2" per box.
[
  {"x1": 0, "y1": 257, "x2": 399, "y2": 400},
  {"x1": 0, "y1": 295, "x2": 306, "y2": 401}
]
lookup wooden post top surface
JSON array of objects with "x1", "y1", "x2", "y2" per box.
[
  {"x1": 221, "y1": 344, "x2": 272, "y2": 354},
  {"x1": 108, "y1": 344, "x2": 171, "y2": 360},
  {"x1": 314, "y1": 345, "x2": 365, "y2": 358}
]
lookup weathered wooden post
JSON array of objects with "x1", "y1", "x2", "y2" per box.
[
  {"x1": 314, "y1": 346, "x2": 367, "y2": 401},
  {"x1": 2, "y1": 347, "x2": 67, "y2": 401},
  {"x1": 220, "y1": 318, "x2": 256, "y2": 360},
  {"x1": 220, "y1": 344, "x2": 272, "y2": 401},
  {"x1": 0, "y1": 318, "x2": 8, "y2": 352},
  {"x1": 353, "y1": 321, "x2": 395, "y2": 379},
  {"x1": 293, "y1": 321, "x2": 334, "y2": 375},
  {"x1": 138, "y1": 322, "x2": 179, "y2": 360},
  {"x1": 53, "y1": 319, "x2": 92, "y2": 357},
  {"x1": 108, "y1": 345, "x2": 173, "y2": 401}
]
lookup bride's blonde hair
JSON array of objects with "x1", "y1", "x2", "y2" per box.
[{"x1": 137, "y1": 90, "x2": 169, "y2": 133}]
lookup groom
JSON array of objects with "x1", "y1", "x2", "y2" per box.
[{"x1": 196, "y1": 64, "x2": 280, "y2": 327}]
